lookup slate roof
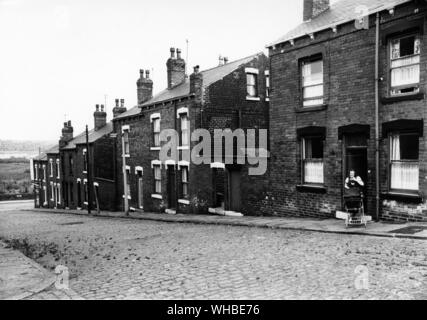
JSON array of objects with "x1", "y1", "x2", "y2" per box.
[
  {"x1": 32, "y1": 153, "x2": 47, "y2": 161},
  {"x1": 61, "y1": 122, "x2": 113, "y2": 150},
  {"x1": 267, "y1": 0, "x2": 411, "y2": 47},
  {"x1": 114, "y1": 53, "x2": 264, "y2": 120},
  {"x1": 45, "y1": 144, "x2": 59, "y2": 155}
]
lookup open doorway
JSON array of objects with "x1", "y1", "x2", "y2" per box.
[{"x1": 343, "y1": 134, "x2": 368, "y2": 212}]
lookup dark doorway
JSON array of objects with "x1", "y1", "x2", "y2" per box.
[
  {"x1": 344, "y1": 134, "x2": 368, "y2": 212},
  {"x1": 212, "y1": 168, "x2": 225, "y2": 208},
  {"x1": 167, "y1": 165, "x2": 176, "y2": 209},
  {"x1": 77, "y1": 181, "x2": 81, "y2": 208},
  {"x1": 228, "y1": 168, "x2": 242, "y2": 212}
]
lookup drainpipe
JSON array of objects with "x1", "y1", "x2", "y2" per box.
[{"x1": 375, "y1": 12, "x2": 380, "y2": 222}]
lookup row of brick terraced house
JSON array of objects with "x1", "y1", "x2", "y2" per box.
[{"x1": 32, "y1": 0, "x2": 427, "y2": 222}]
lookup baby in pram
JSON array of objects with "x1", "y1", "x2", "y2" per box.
[{"x1": 344, "y1": 170, "x2": 365, "y2": 217}]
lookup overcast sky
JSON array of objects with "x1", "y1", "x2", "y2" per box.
[{"x1": 0, "y1": 0, "x2": 315, "y2": 141}]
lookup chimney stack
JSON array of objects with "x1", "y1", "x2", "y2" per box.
[
  {"x1": 223, "y1": 57, "x2": 229, "y2": 64},
  {"x1": 113, "y1": 98, "x2": 127, "y2": 118},
  {"x1": 303, "y1": 0, "x2": 329, "y2": 21},
  {"x1": 167, "y1": 47, "x2": 186, "y2": 89},
  {"x1": 94, "y1": 104, "x2": 107, "y2": 131},
  {"x1": 190, "y1": 65, "x2": 203, "y2": 104},
  {"x1": 218, "y1": 55, "x2": 224, "y2": 66},
  {"x1": 137, "y1": 69, "x2": 153, "y2": 106},
  {"x1": 59, "y1": 120, "x2": 74, "y2": 149}
]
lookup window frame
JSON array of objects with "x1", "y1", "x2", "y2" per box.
[
  {"x1": 152, "y1": 117, "x2": 161, "y2": 148},
  {"x1": 245, "y1": 68, "x2": 259, "y2": 100},
  {"x1": 49, "y1": 159, "x2": 54, "y2": 177},
  {"x1": 388, "y1": 33, "x2": 421, "y2": 96},
  {"x1": 153, "y1": 164, "x2": 162, "y2": 194},
  {"x1": 388, "y1": 131, "x2": 420, "y2": 193},
  {"x1": 83, "y1": 149, "x2": 88, "y2": 173},
  {"x1": 179, "y1": 113, "x2": 190, "y2": 147},
  {"x1": 181, "y1": 165, "x2": 189, "y2": 199},
  {"x1": 301, "y1": 135, "x2": 325, "y2": 186},
  {"x1": 56, "y1": 159, "x2": 60, "y2": 179},
  {"x1": 300, "y1": 54, "x2": 324, "y2": 108}
]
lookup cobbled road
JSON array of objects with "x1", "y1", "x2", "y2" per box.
[{"x1": 0, "y1": 208, "x2": 426, "y2": 300}]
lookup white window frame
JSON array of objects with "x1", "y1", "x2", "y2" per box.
[
  {"x1": 389, "y1": 132, "x2": 419, "y2": 192},
  {"x1": 245, "y1": 68, "x2": 260, "y2": 101},
  {"x1": 151, "y1": 114, "x2": 161, "y2": 148},
  {"x1": 35, "y1": 164, "x2": 39, "y2": 180},
  {"x1": 389, "y1": 33, "x2": 421, "y2": 96},
  {"x1": 302, "y1": 136, "x2": 324, "y2": 185},
  {"x1": 49, "y1": 159, "x2": 54, "y2": 177},
  {"x1": 82, "y1": 148, "x2": 88, "y2": 173},
  {"x1": 301, "y1": 56, "x2": 324, "y2": 107},
  {"x1": 265, "y1": 70, "x2": 270, "y2": 101},
  {"x1": 153, "y1": 164, "x2": 162, "y2": 194},
  {"x1": 56, "y1": 159, "x2": 60, "y2": 179},
  {"x1": 43, "y1": 165, "x2": 46, "y2": 181}
]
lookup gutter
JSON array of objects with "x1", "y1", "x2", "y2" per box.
[{"x1": 375, "y1": 12, "x2": 380, "y2": 222}]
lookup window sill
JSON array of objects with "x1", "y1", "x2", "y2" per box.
[
  {"x1": 296, "y1": 104, "x2": 327, "y2": 113},
  {"x1": 381, "y1": 191, "x2": 422, "y2": 203},
  {"x1": 246, "y1": 96, "x2": 261, "y2": 101},
  {"x1": 265, "y1": 98, "x2": 270, "y2": 102},
  {"x1": 177, "y1": 146, "x2": 190, "y2": 150},
  {"x1": 124, "y1": 154, "x2": 131, "y2": 158},
  {"x1": 381, "y1": 92, "x2": 424, "y2": 104},
  {"x1": 178, "y1": 199, "x2": 190, "y2": 205},
  {"x1": 151, "y1": 194, "x2": 162, "y2": 200},
  {"x1": 150, "y1": 147, "x2": 161, "y2": 151},
  {"x1": 296, "y1": 184, "x2": 327, "y2": 194},
  {"x1": 122, "y1": 195, "x2": 131, "y2": 199}
]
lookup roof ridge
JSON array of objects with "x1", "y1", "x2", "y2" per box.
[{"x1": 200, "y1": 52, "x2": 263, "y2": 73}]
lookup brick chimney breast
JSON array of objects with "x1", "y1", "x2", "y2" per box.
[
  {"x1": 303, "y1": 0, "x2": 329, "y2": 21},
  {"x1": 94, "y1": 104, "x2": 107, "y2": 131},
  {"x1": 137, "y1": 68, "x2": 153, "y2": 106},
  {"x1": 167, "y1": 47, "x2": 186, "y2": 89},
  {"x1": 59, "y1": 120, "x2": 74, "y2": 149},
  {"x1": 190, "y1": 65, "x2": 203, "y2": 104},
  {"x1": 112, "y1": 98, "x2": 127, "y2": 118}
]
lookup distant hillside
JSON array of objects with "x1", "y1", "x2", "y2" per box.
[
  {"x1": 0, "y1": 140, "x2": 56, "y2": 159},
  {"x1": 0, "y1": 140, "x2": 56, "y2": 152}
]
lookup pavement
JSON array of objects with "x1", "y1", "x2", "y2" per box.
[
  {"x1": 29, "y1": 207, "x2": 427, "y2": 240},
  {"x1": 0, "y1": 241, "x2": 54, "y2": 300}
]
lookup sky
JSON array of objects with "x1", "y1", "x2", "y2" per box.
[{"x1": 0, "y1": 0, "x2": 315, "y2": 141}]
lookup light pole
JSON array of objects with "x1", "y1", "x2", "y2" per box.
[{"x1": 121, "y1": 129, "x2": 129, "y2": 215}]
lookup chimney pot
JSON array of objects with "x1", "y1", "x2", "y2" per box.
[
  {"x1": 193, "y1": 65, "x2": 200, "y2": 73},
  {"x1": 101, "y1": 104, "x2": 104, "y2": 112},
  {"x1": 139, "y1": 69, "x2": 144, "y2": 77},
  {"x1": 224, "y1": 57, "x2": 229, "y2": 64},
  {"x1": 170, "y1": 47, "x2": 176, "y2": 58},
  {"x1": 120, "y1": 99, "x2": 124, "y2": 107},
  {"x1": 67, "y1": 120, "x2": 71, "y2": 127},
  {"x1": 115, "y1": 99, "x2": 119, "y2": 107},
  {"x1": 145, "y1": 69, "x2": 150, "y2": 79},
  {"x1": 96, "y1": 104, "x2": 99, "y2": 111},
  {"x1": 218, "y1": 55, "x2": 224, "y2": 66},
  {"x1": 177, "y1": 48, "x2": 182, "y2": 59}
]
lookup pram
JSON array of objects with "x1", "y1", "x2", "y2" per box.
[{"x1": 343, "y1": 184, "x2": 367, "y2": 228}]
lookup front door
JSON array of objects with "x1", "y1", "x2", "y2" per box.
[
  {"x1": 228, "y1": 168, "x2": 241, "y2": 212},
  {"x1": 167, "y1": 165, "x2": 176, "y2": 209},
  {"x1": 138, "y1": 177, "x2": 143, "y2": 209},
  {"x1": 344, "y1": 134, "x2": 368, "y2": 211}
]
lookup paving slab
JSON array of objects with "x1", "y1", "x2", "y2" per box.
[{"x1": 27, "y1": 208, "x2": 427, "y2": 240}]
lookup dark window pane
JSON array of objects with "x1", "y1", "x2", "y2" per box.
[
  {"x1": 400, "y1": 36, "x2": 415, "y2": 57},
  {"x1": 304, "y1": 137, "x2": 323, "y2": 159},
  {"x1": 400, "y1": 134, "x2": 419, "y2": 160}
]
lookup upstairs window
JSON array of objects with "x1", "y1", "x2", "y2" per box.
[
  {"x1": 301, "y1": 56, "x2": 324, "y2": 107},
  {"x1": 152, "y1": 118, "x2": 161, "y2": 147},
  {"x1": 390, "y1": 133, "x2": 419, "y2": 191},
  {"x1": 123, "y1": 130, "x2": 130, "y2": 155},
  {"x1": 34, "y1": 164, "x2": 39, "y2": 180},
  {"x1": 246, "y1": 68, "x2": 259, "y2": 98},
  {"x1": 49, "y1": 159, "x2": 54, "y2": 177},
  {"x1": 56, "y1": 160, "x2": 60, "y2": 179},
  {"x1": 180, "y1": 114, "x2": 189, "y2": 147},
  {"x1": 302, "y1": 136, "x2": 324, "y2": 184},
  {"x1": 43, "y1": 165, "x2": 47, "y2": 180},
  {"x1": 69, "y1": 156, "x2": 73, "y2": 176},
  {"x1": 265, "y1": 71, "x2": 270, "y2": 99},
  {"x1": 83, "y1": 149, "x2": 88, "y2": 173},
  {"x1": 390, "y1": 34, "x2": 420, "y2": 95}
]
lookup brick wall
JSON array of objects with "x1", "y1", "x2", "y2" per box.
[{"x1": 267, "y1": 2, "x2": 427, "y2": 221}]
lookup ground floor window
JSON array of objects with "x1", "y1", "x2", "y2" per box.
[
  {"x1": 181, "y1": 166, "x2": 189, "y2": 198},
  {"x1": 390, "y1": 133, "x2": 419, "y2": 191},
  {"x1": 154, "y1": 165, "x2": 161, "y2": 194},
  {"x1": 302, "y1": 136, "x2": 324, "y2": 184}
]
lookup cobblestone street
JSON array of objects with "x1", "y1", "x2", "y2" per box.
[{"x1": 0, "y1": 207, "x2": 426, "y2": 300}]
